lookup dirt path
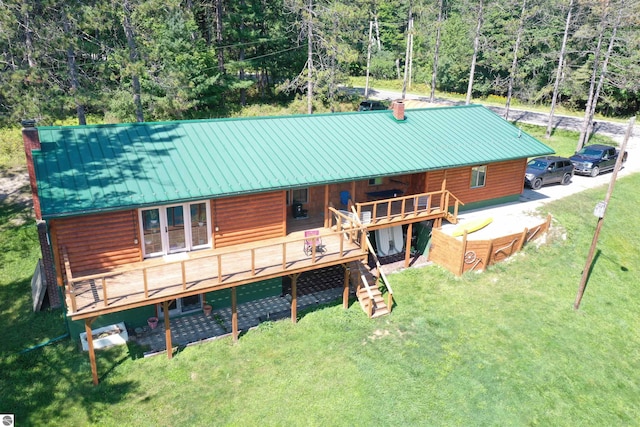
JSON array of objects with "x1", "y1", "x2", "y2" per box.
[{"x1": 0, "y1": 167, "x2": 32, "y2": 207}]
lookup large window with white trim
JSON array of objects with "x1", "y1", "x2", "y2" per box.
[{"x1": 139, "y1": 201, "x2": 212, "y2": 258}]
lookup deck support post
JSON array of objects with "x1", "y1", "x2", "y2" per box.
[
  {"x1": 163, "y1": 301, "x2": 172, "y2": 359},
  {"x1": 404, "y1": 222, "x2": 413, "y2": 268},
  {"x1": 231, "y1": 287, "x2": 238, "y2": 343},
  {"x1": 343, "y1": 264, "x2": 350, "y2": 308},
  {"x1": 290, "y1": 273, "x2": 301, "y2": 323},
  {"x1": 84, "y1": 317, "x2": 99, "y2": 385}
]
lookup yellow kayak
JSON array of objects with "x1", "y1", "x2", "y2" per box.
[{"x1": 451, "y1": 217, "x2": 493, "y2": 237}]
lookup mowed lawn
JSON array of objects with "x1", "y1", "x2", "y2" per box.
[{"x1": 1, "y1": 174, "x2": 639, "y2": 426}]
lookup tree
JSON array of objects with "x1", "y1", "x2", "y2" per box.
[
  {"x1": 465, "y1": 0, "x2": 483, "y2": 105},
  {"x1": 546, "y1": 0, "x2": 573, "y2": 139},
  {"x1": 430, "y1": 0, "x2": 445, "y2": 103},
  {"x1": 504, "y1": 0, "x2": 527, "y2": 120}
]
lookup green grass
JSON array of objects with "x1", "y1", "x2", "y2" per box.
[{"x1": 2, "y1": 169, "x2": 639, "y2": 425}]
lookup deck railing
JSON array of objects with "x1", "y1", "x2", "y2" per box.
[
  {"x1": 63, "y1": 225, "x2": 368, "y2": 314},
  {"x1": 354, "y1": 189, "x2": 462, "y2": 226}
]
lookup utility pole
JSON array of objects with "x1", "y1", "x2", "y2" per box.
[
  {"x1": 365, "y1": 20, "x2": 373, "y2": 99},
  {"x1": 574, "y1": 116, "x2": 635, "y2": 310}
]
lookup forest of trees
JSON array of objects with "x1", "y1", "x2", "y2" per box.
[{"x1": 1, "y1": 0, "x2": 639, "y2": 127}]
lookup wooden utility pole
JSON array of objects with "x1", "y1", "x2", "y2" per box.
[{"x1": 574, "y1": 116, "x2": 635, "y2": 309}]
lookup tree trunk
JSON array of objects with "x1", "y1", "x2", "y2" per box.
[
  {"x1": 307, "y1": 0, "x2": 313, "y2": 114},
  {"x1": 122, "y1": 0, "x2": 144, "y2": 123},
  {"x1": 23, "y1": 6, "x2": 36, "y2": 68},
  {"x1": 430, "y1": 0, "x2": 444, "y2": 103},
  {"x1": 402, "y1": 14, "x2": 413, "y2": 100},
  {"x1": 505, "y1": 0, "x2": 527, "y2": 120},
  {"x1": 546, "y1": 0, "x2": 574, "y2": 139},
  {"x1": 465, "y1": 0, "x2": 483, "y2": 105},
  {"x1": 216, "y1": 0, "x2": 225, "y2": 73},
  {"x1": 374, "y1": 13, "x2": 381, "y2": 51},
  {"x1": 62, "y1": 11, "x2": 86, "y2": 125},
  {"x1": 580, "y1": 8, "x2": 621, "y2": 150},
  {"x1": 365, "y1": 21, "x2": 373, "y2": 99},
  {"x1": 239, "y1": 0, "x2": 246, "y2": 107}
]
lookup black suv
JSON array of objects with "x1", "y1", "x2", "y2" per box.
[
  {"x1": 525, "y1": 156, "x2": 574, "y2": 189},
  {"x1": 358, "y1": 100, "x2": 387, "y2": 111}
]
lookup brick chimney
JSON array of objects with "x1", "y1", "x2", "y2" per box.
[
  {"x1": 21, "y1": 119, "x2": 42, "y2": 220},
  {"x1": 393, "y1": 100, "x2": 405, "y2": 121}
]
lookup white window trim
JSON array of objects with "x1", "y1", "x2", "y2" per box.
[
  {"x1": 139, "y1": 201, "x2": 212, "y2": 258},
  {"x1": 470, "y1": 165, "x2": 487, "y2": 188}
]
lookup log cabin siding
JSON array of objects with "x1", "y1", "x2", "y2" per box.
[
  {"x1": 426, "y1": 160, "x2": 526, "y2": 205},
  {"x1": 213, "y1": 191, "x2": 286, "y2": 248},
  {"x1": 52, "y1": 210, "x2": 142, "y2": 275}
]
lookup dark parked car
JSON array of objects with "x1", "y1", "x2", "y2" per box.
[
  {"x1": 525, "y1": 156, "x2": 574, "y2": 189},
  {"x1": 569, "y1": 144, "x2": 627, "y2": 177},
  {"x1": 358, "y1": 100, "x2": 387, "y2": 111}
]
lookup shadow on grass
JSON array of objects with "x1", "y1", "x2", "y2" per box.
[{"x1": 1, "y1": 341, "x2": 141, "y2": 424}]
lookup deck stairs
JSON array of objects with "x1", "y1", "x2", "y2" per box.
[{"x1": 350, "y1": 260, "x2": 390, "y2": 318}]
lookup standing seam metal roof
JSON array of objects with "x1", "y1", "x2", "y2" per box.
[{"x1": 33, "y1": 104, "x2": 554, "y2": 218}]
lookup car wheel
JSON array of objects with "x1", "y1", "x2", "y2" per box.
[
  {"x1": 531, "y1": 178, "x2": 543, "y2": 190},
  {"x1": 561, "y1": 173, "x2": 571, "y2": 185},
  {"x1": 590, "y1": 166, "x2": 600, "y2": 177}
]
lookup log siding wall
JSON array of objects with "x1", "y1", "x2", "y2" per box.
[
  {"x1": 426, "y1": 159, "x2": 526, "y2": 205},
  {"x1": 213, "y1": 191, "x2": 286, "y2": 247},
  {"x1": 52, "y1": 210, "x2": 142, "y2": 276}
]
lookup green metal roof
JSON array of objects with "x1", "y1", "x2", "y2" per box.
[{"x1": 33, "y1": 104, "x2": 553, "y2": 218}]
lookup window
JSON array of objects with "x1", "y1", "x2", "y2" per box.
[
  {"x1": 470, "y1": 165, "x2": 487, "y2": 188},
  {"x1": 368, "y1": 177, "x2": 383, "y2": 186},
  {"x1": 291, "y1": 188, "x2": 308, "y2": 204}
]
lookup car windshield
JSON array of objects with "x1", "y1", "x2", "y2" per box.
[
  {"x1": 527, "y1": 159, "x2": 549, "y2": 170},
  {"x1": 577, "y1": 148, "x2": 601, "y2": 158}
]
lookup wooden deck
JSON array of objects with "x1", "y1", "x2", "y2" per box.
[
  {"x1": 354, "y1": 189, "x2": 461, "y2": 230},
  {"x1": 65, "y1": 227, "x2": 367, "y2": 320}
]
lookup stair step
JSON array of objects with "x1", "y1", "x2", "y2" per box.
[{"x1": 371, "y1": 307, "x2": 390, "y2": 318}]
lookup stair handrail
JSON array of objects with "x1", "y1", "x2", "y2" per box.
[
  {"x1": 363, "y1": 235, "x2": 394, "y2": 313},
  {"x1": 350, "y1": 206, "x2": 394, "y2": 314},
  {"x1": 355, "y1": 262, "x2": 375, "y2": 318}
]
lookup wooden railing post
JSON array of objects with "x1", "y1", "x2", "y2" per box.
[
  {"x1": 62, "y1": 249, "x2": 78, "y2": 313},
  {"x1": 143, "y1": 268, "x2": 149, "y2": 298},
  {"x1": 282, "y1": 242, "x2": 287, "y2": 270},
  {"x1": 101, "y1": 277, "x2": 108, "y2": 307},
  {"x1": 181, "y1": 261, "x2": 186, "y2": 290},
  {"x1": 251, "y1": 249, "x2": 256, "y2": 275}
]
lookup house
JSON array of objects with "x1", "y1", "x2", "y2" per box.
[{"x1": 22, "y1": 103, "x2": 554, "y2": 384}]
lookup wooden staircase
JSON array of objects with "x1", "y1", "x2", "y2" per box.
[{"x1": 350, "y1": 260, "x2": 391, "y2": 318}]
